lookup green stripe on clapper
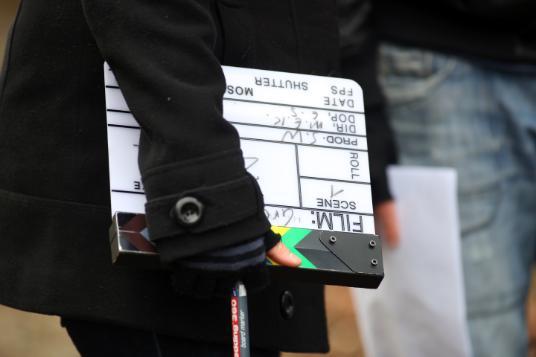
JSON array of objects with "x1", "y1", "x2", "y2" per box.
[{"x1": 281, "y1": 228, "x2": 316, "y2": 269}]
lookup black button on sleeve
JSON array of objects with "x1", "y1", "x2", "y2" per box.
[
  {"x1": 141, "y1": 150, "x2": 272, "y2": 263},
  {"x1": 173, "y1": 197, "x2": 203, "y2": 227}
]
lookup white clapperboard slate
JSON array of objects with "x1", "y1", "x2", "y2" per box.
[{"x1": 105, "y1": 64, "x2": 383, "y2": 288}]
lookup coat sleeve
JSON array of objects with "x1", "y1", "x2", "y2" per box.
[
  {"x1": 80, "y1": 0, "x2": 271, "y2": 264},
  {"x1": 337, "y1": 0, "x2": 398, "y2": 204}
]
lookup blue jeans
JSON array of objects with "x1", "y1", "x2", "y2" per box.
[{"x1": 379, "y1": 43, "x2": 536, "y2": 357}]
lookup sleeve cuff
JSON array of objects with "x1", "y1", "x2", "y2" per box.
[
  {"x1": 264, "y1": 231, "x2": 281, "y2": 251},
  {"x1": 142, "y1": 150, "x2": 272, "y2": 263}
]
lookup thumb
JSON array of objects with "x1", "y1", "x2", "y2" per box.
[{"x1": 267, "y1": 241, "x2": 302, "y2": 267}]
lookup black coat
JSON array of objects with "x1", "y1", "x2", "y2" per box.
[{"x1": 0, "y1": 0, "x2": 384, "y2": 352}]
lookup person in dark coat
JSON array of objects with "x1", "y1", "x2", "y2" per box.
[{"x1": 0, "y1": 0, "x2": 391, "y2": 355}]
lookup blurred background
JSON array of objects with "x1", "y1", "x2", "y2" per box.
[{"x1": 1, "y1": 1, "x2": 535, "y2": 357}]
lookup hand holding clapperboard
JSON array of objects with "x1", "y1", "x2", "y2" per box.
[{"x1": 105, "y1": 65, "x2": 383, "y2": 356}]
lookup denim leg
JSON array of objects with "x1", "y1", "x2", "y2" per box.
[{"x1": 379, "y1": 43, "x2": 536, "y2": 357}]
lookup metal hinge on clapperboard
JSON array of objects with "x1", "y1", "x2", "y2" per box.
[{"x1": 104, "y1": 64, "x2": 383, "y2": 289}]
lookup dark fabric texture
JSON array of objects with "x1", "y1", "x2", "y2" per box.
[
  {"x1": 170, "y1": 236, "x2": 271, "y2": 299},
  {"x1": 62, "y1": 318, "x2": 279, "y2": 357},
  {"x1": 264, "y1": 231, "x2": 282, "y2": 252},
  {"x1": 374, "y1": 0, "x2": 536, "y2": 64},
  {"x1": 171, "y1": 263, "x2": 269, "y2": 300},
  {"x1": 0, "y1": 0, "x2": 379, "y2": 352}
]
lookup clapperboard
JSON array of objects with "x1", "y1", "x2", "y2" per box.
[{"x1": 105, "y1": 64, "x2": 383, "y2": 288}]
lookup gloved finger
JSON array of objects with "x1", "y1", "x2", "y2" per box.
[{"x1": 264, "y1": 231, "x2": 281, "y2": 251}]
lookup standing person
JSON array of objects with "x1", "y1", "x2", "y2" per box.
[
  {"x1": 374, "y1": 1, "x2": 536, "y2": 356},
  {"x1": 0, "y1": 0, "x2": 384, "y2": 355}
]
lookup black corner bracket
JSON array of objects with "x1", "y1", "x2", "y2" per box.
[{"x1": 319, "y1": 231, "x2": 384, "y2": 277}]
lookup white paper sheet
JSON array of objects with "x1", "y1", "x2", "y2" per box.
[{"x1": 353, "y1": 166, "x2": 472, "y2": 357}]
